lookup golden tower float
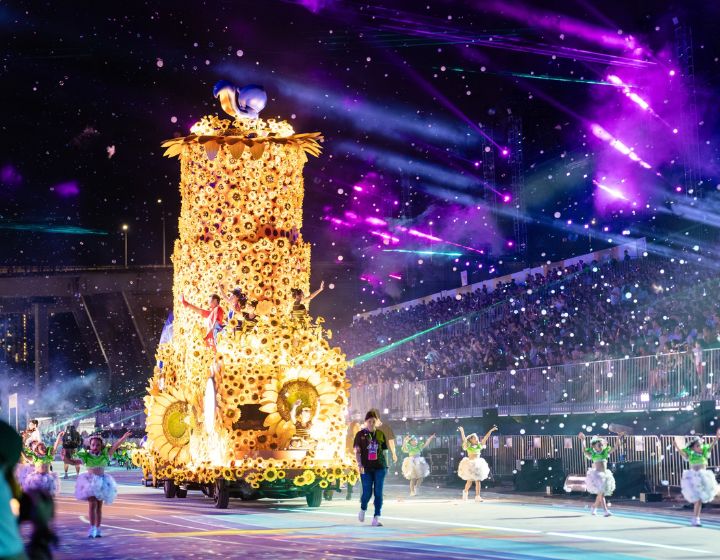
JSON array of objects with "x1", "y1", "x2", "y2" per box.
[{"x1": 133, "y1": 82, "x2": 357, "y2": 508}]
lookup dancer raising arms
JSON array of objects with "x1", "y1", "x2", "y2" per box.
[
  {"x1": 579, "y1": 432, "x2": 619, "y2": 517},
  {"x1": 22, "y1": 431, "x2": 64, "y2": 497},
  {"x1": 401, "y1": 433, "x2": 435, "y2": 496},
  {"x1": 675, "y1": 428, "x2": 720, "y2": 527},
  {"x1": 70, "y1": 431, "x2": 132, "y2": 538},
  {"x1": 458, "y1": 426, "x2": 497, "y2": 502}
]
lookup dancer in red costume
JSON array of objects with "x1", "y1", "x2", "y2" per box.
[{"x1": 181, "y1": 293, "x2": 225, "y2": 350}]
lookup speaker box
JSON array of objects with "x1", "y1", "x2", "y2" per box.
[
  {"x1": 514, "y1": 458, "x2": 565, "y2": 492},
  {"x1": 611, "y1": 461, "x2": 647, "y2": 497},
  {"x1": 640, "y1": 492, "x2": 662, "y2": 502},
  {"x1": 695, "y1": 400, "x2": 717, "y2": 434},
  {"x1": 427, "y1": 448, "x2": 450, "y2": 480},
  {"x1": 483, "y1": 408, "x2": 499, "y2": 421}
]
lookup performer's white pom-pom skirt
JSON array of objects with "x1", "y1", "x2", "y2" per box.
[
  {"x1": 15, "y1": 464, "x2": 34, "y2": 488},
  {"x1": 458, "y1": 457, "x2": 490, "y2": 481},
  {"x1": 22, "y1": 471, "x2": 61, "y2": 497},
  {"x1": 681, "y1": 469, "x2": 719, "y2": 504},
  {"x1": 585, "y1": 468, "x2": 616, "y2": 496},
  {"x1": 402, "y1": 456, "x2": 430, "y2": 480},
  {"x1": 75, "y1": 472, "x2": 118, "y2": 504}
]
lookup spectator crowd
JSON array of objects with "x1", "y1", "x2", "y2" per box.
[{"x1": 338, "y1": 255, "x2": 720, "y2": 387}]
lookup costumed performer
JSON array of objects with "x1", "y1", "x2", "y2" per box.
[
  {"x1": 401, "y1": 433, "x2": 435, "y2": 496},
  {"x1": 457, "y1": 425, "x2": 496, "y2": 502}
]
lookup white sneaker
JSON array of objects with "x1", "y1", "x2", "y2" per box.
[
  {"x1": 409, "y1": 488, "x2": 416, "y2": 497},
  {"x1": 462, "y1": 490, "x2": 468, "y2": 501},
  {"x1": 358, "y1": 510, "x2": 366, "y2": 523},
  {"x1": 691, "y1": 517, "x2": 702, "y2": 527},
  {"x1": 475, "y1": 495, "x2": 484, "y2": 502},
  {"x1": 591, "y1": 508, "x2": 597, "y2": 516},
  {"x1": 95, "y1": 526, "x2": 102, "y2": 537},
  {"x1": 372, "y1": 516, "x2": 383, "y2": 527},
  {"x1": 87, "y1": 526, "x2": 96, "y2": 538},
  {"x1": 603, "y1": 512, "x2": 612, "y2": 517}
]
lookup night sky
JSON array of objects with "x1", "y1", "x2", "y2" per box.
[{"x1": 3, "y1": 0, "x2": 720, "y2": 325}]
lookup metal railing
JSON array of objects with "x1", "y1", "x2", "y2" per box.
[
  {"x1": 412, "y1": 434, "x2": 719, "y2": 491},
  {"x1": 350, "y1": 348, "x2": 720, "y2": 419}
]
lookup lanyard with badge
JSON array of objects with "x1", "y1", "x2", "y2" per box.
[{"x1": 367, "y1": 430, "x2": 379, "y2": 461}]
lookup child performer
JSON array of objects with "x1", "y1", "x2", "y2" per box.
[
  {"x1": 70, "y1": 431, "x2": 132, "y2": 538},
  {"x1": 458, "y1": 426, "x2": 497, "y2": 502},
  {"x1": 579, "y1": 432, "x2": 618, "y2": 516},
  {"x1": 401, "y1": 433, "x2": 435, "y2": 496},
  {"x1": 22, "y1": 432, "x2": 64, "y2": 497},
  {"x1": 675, "y1": 429, "x2": 720, "y2": 527},
  {"x1": 15, "y1": 440, "x2": 39, "y2": 489}
]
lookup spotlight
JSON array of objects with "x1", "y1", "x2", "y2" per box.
[
  {"x1": 501, "y1": 148, "x2": 509, "y2": 157},
  {"x1": 502, "y1": 194, "x2": 511, "y2": 203}
]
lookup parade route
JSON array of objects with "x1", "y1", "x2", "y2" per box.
[{"x1": 37, "y1": 467, "x2": 720, "y2": 560}]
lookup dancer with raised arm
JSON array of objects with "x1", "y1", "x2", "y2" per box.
[
  {"x1": 579, "y1": 432, "x2": 620, "y2": 516},
  {"x1": 71, "y1": 431, "x2": 132, "y2": 538},
  {"x1": 675, "y1": 428, "x2": 720, "y2": 526},
  {"x1": 458, "y1": 426, "x2": 497, "y2": 502},
  {"x1": 401, "y1": 433, "x2": 435, "y2": 496}
]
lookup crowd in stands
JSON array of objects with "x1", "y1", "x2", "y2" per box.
[{"x1": 339, "y1": 254, "x2": 720, "y2": 387}]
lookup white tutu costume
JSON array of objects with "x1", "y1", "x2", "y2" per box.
[
  {"x1": 21, "y1": 446, "x2": 61, "y2": 496},
  {"x1": 23, "y1": 471, "x2": 61, "y2": 496},
  {"x1": 585, "y1": 467, "x2": 616, "y2": 496},
  {"x1": 74, "y1": 448, "x2": 118, "y2": 504},
  {"x1": 402, "y1": 439, "x2": 431, "y2": 480},
  {"x1": 15, "y1": 463, "x2": 35, "y2": 487},
  {"x1": 583, "y1": 442, "x2": 615, "y2": 496},
  {"x1": 680, "y1": 443, "x2": 719, "y2": 504},
  {"x1": 458, "y1": 440, "x2": 490, "y2": 481}
]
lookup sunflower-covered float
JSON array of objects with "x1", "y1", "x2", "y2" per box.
[{"x1": 133, "y1": 83, "x2": 357, "y2": 508}]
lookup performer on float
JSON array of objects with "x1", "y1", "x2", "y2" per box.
[
  {"x1": 674, "y1": 428, "x2": 720, "y2": 526},
  {"x1": 290, "y1": 281, "x2": 324, "y2": 324},
  {"x1": 222, "y1": 288, "x2": 247, "y2": 328},
  {"x1": 401, "y1": 433, "x2": 435, "y2": 496},
  {"x1": 579, "y1": 432, "x2": 617, "y2": 516},
  {"x1": 457, "y1": 425, "x2": 496, "y2": 502},
  {"x1": 70, "y1": 431, "x2": 132, "y2": 538},
  {"x1": 22, "y1": 431, "x2": 64, "y2": 497},
  {"x1": 289, "y1": 399, "x2": 318, "y2": 450},
  {"x1": 243, "y1": 299, "x2": 259, "y2": 327},
  {"x1": 180, "y1": 293, "x2": 225, "y2": 349}
]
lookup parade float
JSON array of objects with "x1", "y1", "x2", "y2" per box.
[{"x1": 133, "y1": 82, "x2": 357, "y2": 508}]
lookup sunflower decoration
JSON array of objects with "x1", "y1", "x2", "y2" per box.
[
  {"x1": 259, "y1": 366, "x2": 337, "y2": 446},
  {"x1": 146, "y1": 385, "x2": 196, "y2": 465}
]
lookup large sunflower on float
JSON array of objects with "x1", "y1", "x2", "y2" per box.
[
  {"x1": 259, "y1": 366, "x2": 338, "y2": 444},
  {"x1": 145, "y1": 385, "x2": 196, "y2": 465}
]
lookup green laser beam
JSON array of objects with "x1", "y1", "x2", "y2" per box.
[
  {"x1": 382, "y1": 249, "x2": 464, "y2": 257},
  {"x1": 438, "y1": 67, "x2": 612, "y2": 86},
  {"x1": 0, "y1": 222, "x2": 108, "y2": 235},
  {"x1": 351, "y1": 315, "x2": 467, "y2": 365}
]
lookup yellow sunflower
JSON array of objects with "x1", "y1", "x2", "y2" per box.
[
  {"x1": 145, "y1": 385, "x2": 195, "y2": 465},
  {"x1": 258, "y1": 366, "x2": 336, "y2": 443}
]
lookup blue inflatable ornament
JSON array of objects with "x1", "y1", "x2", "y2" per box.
[{"x1": 213, "y1": 81, "x2": 267, "y2": 119}]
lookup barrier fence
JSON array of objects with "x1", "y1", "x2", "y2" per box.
[
  {"x1": 404, "y1": 434, "x2": 719, "y2": 491},
  {"x1": 350, "y1": 348, "x2": 720, "y2": 419}
]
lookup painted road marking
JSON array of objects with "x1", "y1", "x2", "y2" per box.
[{"x1": 289, "y1": 509, "x2": 713, "y2": 555}]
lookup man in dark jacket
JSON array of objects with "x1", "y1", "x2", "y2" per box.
[{"x1": 61, "y1": 425, "x2": 83, "y2": 478}]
